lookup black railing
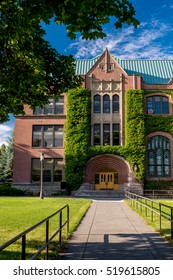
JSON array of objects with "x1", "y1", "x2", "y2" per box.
[
  {"x1": 0, "y1": 204, "x2": 69, "y2": 260},
  {"x1": 144, "y1": 189, "x2": 173, "y2": 199},
  {"x1": 125, "y1": 191, "x2": 173, "y2": 239}
]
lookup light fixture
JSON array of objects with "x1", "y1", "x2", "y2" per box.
[{"x1": 134, "y1": 164, "x2": 137, "y2": 172}]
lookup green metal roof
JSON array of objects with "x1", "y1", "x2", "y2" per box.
[
  {"x1": 75, "y1": 56, "x2": 100, "y2": 75},
  {"x1": 75, "y1": 55, "x2": 173, "y2": 84}
]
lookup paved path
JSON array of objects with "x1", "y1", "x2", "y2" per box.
[{"x1": 61, "y1": 199, "x2": 173, "y2": 260}]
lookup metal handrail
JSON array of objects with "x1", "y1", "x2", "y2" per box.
[
  {"x1": 0, "y1": 204, "x2": 69, "y2": 260},
  {"x1": 144, "y1": 189, "x2": 173, "y2": 198},
  {"x1": 125, "y1": 191, "x2": 173, "y2": 239}
]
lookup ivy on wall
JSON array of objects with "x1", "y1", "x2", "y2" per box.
[
  {"x1": 145, "y1": 116, "x2": 173, "y2": 135},
  {"x1": 125, "y1": 90, "x2": 146, "y2": 180},
  {"x1": 65, "y1": 88, "x2": 173, "y2": 190},
  {"x1": 65, "y1": 88, "x2": 91, "y2": 189}
]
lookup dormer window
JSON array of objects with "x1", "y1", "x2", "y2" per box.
[
  {"x1": 108, "y1": 64, "x2": 114, "y2": 71},
  {"x1": 98, "y1": 63, "x2": 105, "y2": 71}
]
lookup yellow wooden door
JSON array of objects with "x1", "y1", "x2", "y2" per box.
[
  {"x1": 99, "y1": 172, "x2": 114, "y2": 189},
  {"x1": 95, "y1": 172, "x2": 119, "y2": 190}
]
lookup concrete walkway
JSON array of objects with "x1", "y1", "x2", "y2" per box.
[{"x1": 61, "y1": 199, "x2": 173, "y2": 260}]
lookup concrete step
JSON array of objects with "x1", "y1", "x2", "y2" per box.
[{"x1": 73, "y1": 189, "x2": 125, "y2": 198}]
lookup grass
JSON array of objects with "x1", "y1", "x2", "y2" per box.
[
  {"x1": 0, "y1": 197, "x2": 91, "y2": 260},
  {"x1": 126, "y1": 198, "x2": 173, "y2": 244}
]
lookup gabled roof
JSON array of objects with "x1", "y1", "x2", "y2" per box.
[
  {"x1": 75, "y1": 54, "x2": 173, "y2": 84},
  {"x1": 75, "y1": 56, "x2": 100, "y2": 76}
]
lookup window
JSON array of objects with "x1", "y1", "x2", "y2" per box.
[
  {"x1": 94, "y1": 95, "x2": 101, "y2": 113},
  {"x1": 93, "y1": 123, "x2": 120, "y2": 146},
  {"x1": 147, "y1": 136, "x2": 171, "y2": 177},
  {"x1": 32, "y1": 158, "x2": 40, "y2": 182},
  {"x1": 99, "y1": 64, "x2": 104, "y2": 71},
  {"x1": 103, "y1": 124, "x2": 110, "y2": 145},
  {"x1": 108, "y1": 64, "x2": 113, "y2": 71},
  {"x1": 32, "y1": 125, "x2": 63, "y2": 147},
  {"x1": 55, "y1": 97, "x2": 64, "y2": 114},
  {"x1": 93, "y1": 124, "x2": 101, "y2": 145},
  {"x1": 33, "y1": 97, "x2": 64, "y2": 115},
  {"x1": 112, "y1": 95, "x2": 119, "y2": 113},
  {"x1": 32, "y1": 158, "x2": 63, "y2": 183},
  {"x1": 103, "y1": 95, "x2": 110, "y2": 113},
  {"x1": 44, "y1": 99, "x2": 54, "y2": 114},
  {"x1": 113, "y1": 124, "x2": 120, "y2": 145},
  {"x1": 147, "y1": 96, "x2": 169, "y2": 114}
]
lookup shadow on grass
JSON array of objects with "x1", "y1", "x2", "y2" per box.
[{"x1": 0, "y1": 239, "x2": 65, "y2": 260}]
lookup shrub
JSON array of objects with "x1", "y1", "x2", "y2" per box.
[{"x1": 0, "y1": 186, "x2": 24, "y2": 196}]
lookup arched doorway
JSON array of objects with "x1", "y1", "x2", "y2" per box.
[{"x1": 84, "y1": 154, "x2": 130, "y2": 190}]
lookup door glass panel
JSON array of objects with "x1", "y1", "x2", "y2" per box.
[
  {"x1": 114, "y1": 173, "x2": 118, "y2": 184},
  {"x1": 95, "y1": 173, "x2": 100, "y2": 184},
  {"x1": 101, "y1": 174, "x2": 104, "y2": 182}
]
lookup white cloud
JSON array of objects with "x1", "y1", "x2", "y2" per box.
[
  {"x1": 68, "y1": 19, "x2": 173, "y2": 60},
  {"x1": 0, "y1": 125, "x2": 13, "y2": 146}
]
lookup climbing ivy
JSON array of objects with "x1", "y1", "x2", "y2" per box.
[
  {"x1": 65, "y1": 88, "x2": 91, "y2": 189},
  {"x1": 145, "y1": 116, "x2": 173, "y2": 135},
  {"x1": 65, "y1": 88, "x2": 173, "y2": 189},
  {"x1": 125, "y1": 90, "x2": 146, "y2": 180}
]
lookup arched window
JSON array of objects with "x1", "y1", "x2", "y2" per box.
[
  {"x1": 93, "y1": 95, "x2": 101, "y2": 113},
  {"x1": 147, "y1": 136, "x2": 171, "y2": 177},
  {"x1": 147, "y1": 96, "x2": 169, "y2": 114},
  {"x1": 103, "y1": 95, "x2": 110, "y2": 113},
  {"x1": 112, "y1": 95, "x2": 119, "y2": 113}
]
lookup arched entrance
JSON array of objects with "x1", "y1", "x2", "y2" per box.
[{"x1": 84, "y1": 154, "x2": 130, "y2": 190}]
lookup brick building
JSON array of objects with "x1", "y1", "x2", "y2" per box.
[{"x1": 13, "y1": 49, "x2": 173, "y2": 195}]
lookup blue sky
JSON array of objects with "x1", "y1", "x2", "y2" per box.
[{"x1": 1, "y1": 0, "x2": 173, "y2": 145}]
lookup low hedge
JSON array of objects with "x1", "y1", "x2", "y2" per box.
[{"x1": 0, "y1": 186, "x2": 25, "y2": 196}]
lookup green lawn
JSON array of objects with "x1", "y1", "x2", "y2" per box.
[
  {"x1": 126, "y1": 198, "x2": 173, "y2": 244},
  {"x1": 0, "y1": 197, "x2": 91, "y2": 260}
]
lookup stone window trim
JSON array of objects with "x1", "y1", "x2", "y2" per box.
[
  {"x1": 146, "y1": 131, "x2": 173, "y2": 180},
  {"x1": 103, "y1": 94, "x2": 110, "y2": 113},
  {"x1": 112, "y1": 94, "x2": 119, "y2": 113},
  {"x1": 93, "y1": 123, "x2": 120, "y2": 146},
  {"x1": 145, "y1": 93, "x2": 172, "y2": 115},
  {"x1": 93, "y1": 94, "x2": 101, "y2": 113},
  {"x1": 93, "y1": 93, "x2": 120, "y2": 114}
]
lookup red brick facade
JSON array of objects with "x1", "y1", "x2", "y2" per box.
[{"x1": 13, "y1": 49, "x2": 173, "y2": 194}]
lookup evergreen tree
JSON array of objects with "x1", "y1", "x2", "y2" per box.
[
  {"x1": 0, "y1": 144, "x2": 6, "y2": 181},
  {"x1": 0, "y1": 134, "x2": 14, "y2": 182}
]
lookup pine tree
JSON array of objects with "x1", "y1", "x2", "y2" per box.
[
  {"x1": 0, "y1": 133, "x2": 14, "y2": 182},
  {"x1": 0, "y1": 144, "x2": 6, "y2": 181}
]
